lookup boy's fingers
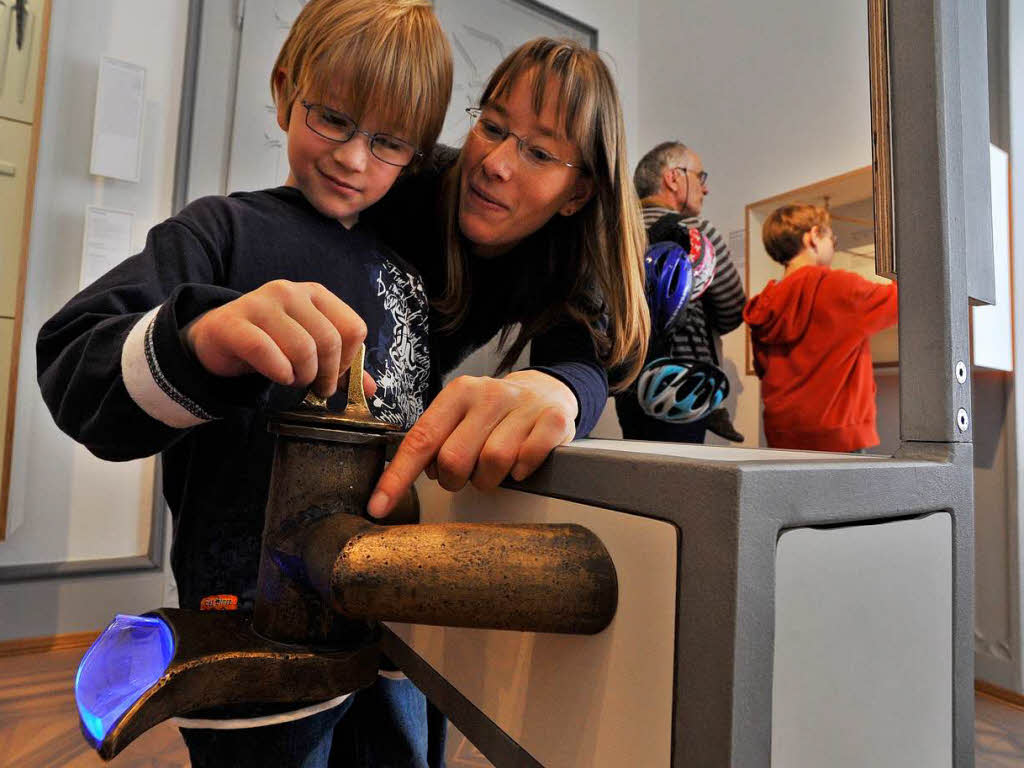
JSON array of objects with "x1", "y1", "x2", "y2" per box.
[
  {"x1": 338, "y1": 369, "x2": 379, "y2": 399},
  {"x1": 286, "y1": 297, "x2": 343, "y2": 397},
  {"x1": 362, "y1": 370, "x2": 378, "y2": 398},
  {"x1": 308, "y1": 286, "x2": 367, "y2": 375},
  {"x1": 255, "y1": 311, "x2": 318, "y2": 387},
  {"x1": 368, "y1": 395, "x2": 470, "y2": 518},
  {"x1": 221, "y1": 321, "x2": 295, "y2": 385}
]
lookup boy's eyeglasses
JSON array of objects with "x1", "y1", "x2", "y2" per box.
[
  {"x1": 673, "y1": 166, "x2": 709, "y2": 186},
  {"x1": 466, "y1": 107, "x2": 587, "y2": 174},
  {"x1": 301, "y1": 102, "x2": 422, "y2": 167}
]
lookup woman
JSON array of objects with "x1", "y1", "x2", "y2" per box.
[{"x1": 365, "y1": 37, "x2": 650, "y2": 519}]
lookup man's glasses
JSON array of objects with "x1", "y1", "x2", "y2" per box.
[
  {"x1": 466, "y1": 107, "x2": 587, "y2": 173},
  {"x1": 673, "y1": 166, "x2": 709, "y2": 186},
  {"x1": 301, "y1": 102, "x2": 421, "y2": 167}
]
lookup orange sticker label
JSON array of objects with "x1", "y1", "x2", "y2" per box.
[{"x1": 200, "y1": 594, "x2": 239, "y2": 611}]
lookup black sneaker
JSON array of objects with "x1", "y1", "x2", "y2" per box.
[{"x1": 704, "y1": 407, "x2": 744, "y2": 443}]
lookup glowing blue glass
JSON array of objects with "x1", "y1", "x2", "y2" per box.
[{"x1": 74, "y1": 614, "x2": 174, "y2": 745}]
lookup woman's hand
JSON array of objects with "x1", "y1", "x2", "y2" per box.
[
  {"x1": 183, "y1": 280, "x2": 375, "y2": 398},
  {"x1": 367, "y1": 370, "x2": 579, "y2": 518}
]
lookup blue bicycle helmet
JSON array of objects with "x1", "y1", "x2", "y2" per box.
[
  {"x1": 636, "y1": 357, "x2": 730, "y2": 424},
  {"x1": 644, "y1": 241, "x2": 694, "y2": 334}
]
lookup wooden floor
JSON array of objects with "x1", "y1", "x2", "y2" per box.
[{"x1": 3, "y1": 644, "x2": 1024, "y2": 767}]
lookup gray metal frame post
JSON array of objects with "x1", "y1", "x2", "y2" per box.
[
  {"x1": 887, "y1": 0, "x2": 987, "y2": 762},
  {"x1": 890, "y1": 0, "x2": 989, "y2": 443}
]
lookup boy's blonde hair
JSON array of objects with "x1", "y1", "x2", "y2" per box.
[
  {"x1": 272, "y1": 0, "x2": 453, "y2": 161},
  {"x1": 762, "y1": 204, "x2": 832, "y2": 265}
]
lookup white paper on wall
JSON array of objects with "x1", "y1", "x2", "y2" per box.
[
  {"x1": 89, "y1": 56, "x2": 146, "y2": 182},
  {"x1": 80, "y1": 205, "x2": 134, "y2": 290}
]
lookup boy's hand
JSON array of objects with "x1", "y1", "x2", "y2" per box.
[
  {"x1": 367, "y1": 370, "x2": 578, "y2": 518},
  {"x1": 183, "y1": 280, "x2": 374, "y2": 398}
]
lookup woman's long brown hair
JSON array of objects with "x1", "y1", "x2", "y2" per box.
[{"x1": 435, "y1": 38, "x2": 649, "y2": 391}]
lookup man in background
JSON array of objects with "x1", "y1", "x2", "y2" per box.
[{"x1": 616, "y1": 140, "x2": 746, "y2": 443}]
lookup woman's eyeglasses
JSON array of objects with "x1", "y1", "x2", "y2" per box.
[
  {"x1": 466, "y1": 107, "x2": 587, "y2": 174},
  {"x1": 301, "y1": 102, "x2": 421, "y2": 167}
]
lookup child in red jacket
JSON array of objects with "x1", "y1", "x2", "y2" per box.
[{"x1": 743, "y1": 204, "x2": 897, "y2": 451}]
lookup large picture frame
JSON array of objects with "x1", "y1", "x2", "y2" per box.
[{"x1": 433, "y1": 0, "x2": 597, "y2": 146}]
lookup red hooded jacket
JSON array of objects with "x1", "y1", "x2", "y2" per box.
[{"x1": 743, "y1": 266, "x2": 897, "y2": 451}]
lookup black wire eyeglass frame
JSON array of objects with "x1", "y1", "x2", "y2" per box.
[{"x1": 301, "y1": 101, "x2": 422, "y2": 168}]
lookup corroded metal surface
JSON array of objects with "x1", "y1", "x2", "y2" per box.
[
  {"x1": 253, "y1": 433, "x2": 387, "y2": 645},
  {"x1": 332, "y1": 522, "x2": 619, "y2": 634},
  {"x1": 254, "y1": 345, "x2": 397, "y2": 645},
  {"x1": 97, "y1": 608, "x2": 379, "y2": 761}
]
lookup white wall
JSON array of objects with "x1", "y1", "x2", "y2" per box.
[
  {"x1": 624, "y1": 0, "x2": 874, "y2": 447},
  {"x1": 0, "y1": 0, "x2": 188, "y2": 640}
]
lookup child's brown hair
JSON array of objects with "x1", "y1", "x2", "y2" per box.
[
  {"x1": 762, "y1": 204, "x2": 832, "y2": 265},
  {"x1": 272, "y1": 0, "x2": 453, "y2": 162}
]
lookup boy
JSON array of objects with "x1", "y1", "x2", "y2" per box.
[
  {"x1": 36, "y1": 1, "x2": 452, "y2": 765},
  {"x1": 743, "y1": 204, "x2": 898, "y2": 452}
]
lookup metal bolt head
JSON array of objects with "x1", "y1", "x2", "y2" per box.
[
  {"x1": 955, "y1": 361, "x2": 967, "y2": 384},
  {"x1": 957, "y1": 408, "x2": 969, "y2": 432}
]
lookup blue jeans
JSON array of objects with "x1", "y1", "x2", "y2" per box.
[{"x1": 180, "y1": 677, "x2": 445, "y2": 768}]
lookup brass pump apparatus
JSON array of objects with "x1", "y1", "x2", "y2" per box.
[{"x1": 75, "y1": 347, "x2": 618, "y2": 760}]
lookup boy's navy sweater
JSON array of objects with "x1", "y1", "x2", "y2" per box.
[
  {"x1": 37, "y1": 179, "x2": 607, "y2": 609},
  {"x1": 37, "y1": 187, "x2": 431, "y2": 607}
]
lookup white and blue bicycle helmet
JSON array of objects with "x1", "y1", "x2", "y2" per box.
[{"x1": 636, "y1": 357, "x2": 730, "y2": 424}]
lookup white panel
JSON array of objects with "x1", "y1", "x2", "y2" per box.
[
  {"x1": 389, "y1": 482, "x2": 677, "y2": 768},
  {"x1": 772, "y1": 513, "x2": 953, "y2": 768},
  {"x1": 971, "y1": 145, "x2": 1013, "y2": 371}
]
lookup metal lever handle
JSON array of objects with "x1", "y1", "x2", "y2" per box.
[{"x1": 293, "y1": 343, "x2": 397, "y2": 433}]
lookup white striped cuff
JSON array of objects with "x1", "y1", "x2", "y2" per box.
[
  {"x1": 172, "y1": 693, "x2": 351, "y2": 730},
  {"x1": 121, "y1": 307, "x2": 214, "y2": 429}
]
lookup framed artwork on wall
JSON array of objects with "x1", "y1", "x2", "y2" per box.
[{"x1": 432, "y1": 0, "x2": 597, "y2": 146}]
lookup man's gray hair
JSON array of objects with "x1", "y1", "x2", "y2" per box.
[{"x1": 633, "y1": 141, "x2": 689, "y2": 199}]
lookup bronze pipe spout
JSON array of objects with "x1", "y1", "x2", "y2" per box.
[
  {"x1": 299, "y1": 513, "x2": 618, "y2": 635},
  {"x1": 255, "y1": 346, "x2": 619, "y2": 642}
]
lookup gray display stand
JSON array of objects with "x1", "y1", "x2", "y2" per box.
[{"x1": 382, "y1": 0, "x2": 987, "y2": 765}]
